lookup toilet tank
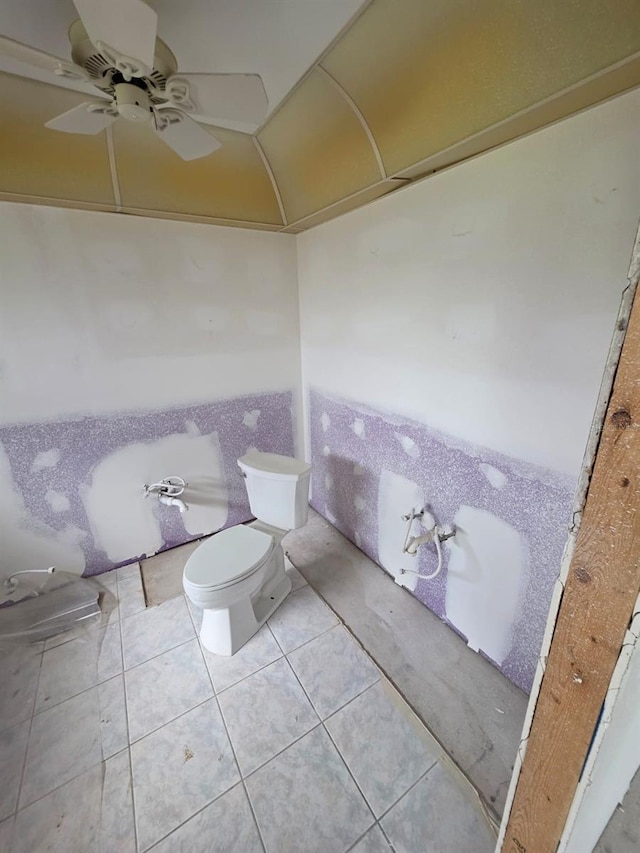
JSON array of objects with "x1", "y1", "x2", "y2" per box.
[{"x1": 238, "y1": 451, "x2": 312, "y2": 530}]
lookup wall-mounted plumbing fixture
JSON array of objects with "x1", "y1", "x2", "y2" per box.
[
  {"x1": 399, "y1": 507, "x2": 455, "y2": 581},
  {"x1": 143, "y1": 476, "x2": 189, "y2": 513}
]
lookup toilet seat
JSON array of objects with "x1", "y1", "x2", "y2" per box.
[{"x1": 183, "y1": 525, "x2": 275, "y2": 591}]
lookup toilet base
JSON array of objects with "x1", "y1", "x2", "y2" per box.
[{"x1": 199, "y1": 565, "x2": 291, "y2": 656}]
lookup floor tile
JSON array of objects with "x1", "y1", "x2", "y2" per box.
[
  {"x1": 326, "y1": 681, "x2": 440, "y2": 817},
  {"x1": 284, "y1": 557, "x2": 307, "y2": 592},
  {"x1": 20, "y1": 681, "x2": 122, "y2": 807},
  {"x1": 149, "y1": 782, "x2": 263, "y2": 853},
  {"x1": 219, "y1": 657, "x2": 319, "y2": 776},
  {"x1": 35, "y1": 622, "x2": 122, "y2": 711},
  {"x1": 0, "y1": 817, "x2": 13, "y2": 851},
  {"x1": 350, "y1": 825, "x2": 393, "y2": 852},
  {"x1": 268, "y1": 585, "x2": 339, "y2": 653},
  {"x1": 185, "y1": 595, "x2": 203, "y2": 631},
  {"x1": 121, "y1": 595, "x2": 194, "y2": 670},
  {"x1": 0, "y1": 719, "x2": 30, "y2": 820},
  {"x1": 117, "y1": 571, "x2": 147, "y2": 619},
  {"x1": 381, "y1": 762, "x2": 496, "y2": 853},
  {"x1": 0, "y1": 644, "x2": 41, "y2": 732},
  {"x1": 126, "y1": 638, "x2": 213, "y2": 741},
  {"x1": 98, "y1": 675, "x2": 128, "y2": 758},
  {"x1": 117, "y1": 562, "x2": 141, "y2": 582},
  {"x1": 288, "y1": 625, "x2": 380, "y2": 719},
  {"x1": 42, "y1": 613, "x2": 107, "y2": 649},
  {"x1": 246, "y1": 725, "x2": 374, "y2": 853},
  {"x1": 131, "y1": 698, "x2": 239, "y2": 851},
  {"x1": 12, "y1": 750, "x2": 135, "y2": 853},
  {"x1": 202, "y1": 624, "x2": 282, "y2": 693},
  {"x1": 95, "y1": 568, "x2": 118, "y2": 589}
]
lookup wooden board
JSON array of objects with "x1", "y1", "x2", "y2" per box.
[{"x1": 502, "y1": 284, "x2": 640, "y2": 853}]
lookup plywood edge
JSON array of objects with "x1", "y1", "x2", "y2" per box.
[
  {"x1": 498, "y1": 222, "x2": 640, "y2": 851},
  {"x1": 499, "y1": 217, "x2": 640, "y2": 851}
]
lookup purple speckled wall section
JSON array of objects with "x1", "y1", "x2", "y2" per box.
[
  {"x1": 1, "y1": 391, "x2": 294, "y2": 576},
  {"x1": 309, "y1": 389, "x2": 575, "y2": 693}
]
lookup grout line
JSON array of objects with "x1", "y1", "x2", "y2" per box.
[
  {"x1": 285, "y1": 547, "x2": 502, "y2": 823},
  {"x1": 116, "y1": 584, "x2": 139, "y2": 853},
  {"x1": 378, "y1": 821, "x2": 397, "y2": 852},
  {"x1": 128, "y1": 693, "x2": 212, "y2": 746},
  {"x1": 12, "y1": 744, "x2": 132, "y2": 819},
  {"x1": 281, "y1": 649, "x2": 378, "y2": 831},
  {"x1": 194, "y1": 635, "x2": 268, "y2": 853},
  {"x1": 14, "y1": 646, "x2": 45, "y2": 816},
  {"x1": 375, "y1": 761, "x2": 439, "y2": 822},
  {"x1": 266, "y1": 618, "x2": 338, "y2": 658}
]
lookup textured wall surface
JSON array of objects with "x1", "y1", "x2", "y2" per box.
[
  {"x1": 309, "y1": 390, "x2": 574, "y2": 693},
  {"x1": 1, "y1": 392, "x2": 294, "y2": 577},
  {"x1": 0, "y1": 204, "x2": 302, "y2": 581}
]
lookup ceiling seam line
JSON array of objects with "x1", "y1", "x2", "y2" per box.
[
  {"x1": 252, "y1": 136, "x2": 288, "y2": 226},
  {"x1": 105, "y1": 125, "x2": 121, "y2": 211},
  {"x1": 316, "y1": 64, "x2": 387, "y2": 180},
  {"x1": 251, "y1": 0, "x2": 375, "y2": 137},
  {"x1": 284, "y1": 177, "x2": 410, "y2": 230},
  {"x1": 0, "y1": 193, "x2": 281, "y2": 229}
]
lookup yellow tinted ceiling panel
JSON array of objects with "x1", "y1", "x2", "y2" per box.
[
  {"x1": 113, "y1": 121, "x2": 283, "y2": 225},
  {"x1": 258, "y1": 68, "x2": 382, "y2": 223},
  {"x1": 0, "y1": 73, "x2": 114, "y2": 204},
  {"x1": 323, "y1": 0, "x2": 640, "y2": 176}
]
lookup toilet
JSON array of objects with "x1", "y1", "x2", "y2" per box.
[{"x1": 183, "y1": 450, "x2": 312, "y2": 656}]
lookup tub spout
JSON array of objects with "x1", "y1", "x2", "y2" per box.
[{"x1": 158, "y1": 494, "x2": 189, "y2": 513}]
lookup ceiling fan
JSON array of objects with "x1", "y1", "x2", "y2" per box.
[{"x1": 0, "y1": 0, "x2": 269, "y2": 160}]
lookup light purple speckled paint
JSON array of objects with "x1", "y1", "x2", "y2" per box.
[
  {"x1": 1, "y1": 391, "x2": 294, "y2": 576},
  {"x1": 309, "y1": 389, "x2": 575, "y2": 693}
]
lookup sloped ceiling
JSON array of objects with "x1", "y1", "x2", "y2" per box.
[{"x1": 1, "y1": 0, "x2": 639, "y2": 232}]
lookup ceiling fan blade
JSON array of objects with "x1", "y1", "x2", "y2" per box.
[
  {"x1": 165, "y1": 73, "x2": 268, "y2": 126},
  {"x1": 153, "y1": 110, "x2": 221, "y2": 161},
  {"x1": 72, "y1": 0, "x2": 157, "y2": 73},
  {"x1": 45, "y1": 103, "x2": 118, "y2": 135},
  {"x1": 0, "y1": 34, "x2": 89, "y2": 82}
]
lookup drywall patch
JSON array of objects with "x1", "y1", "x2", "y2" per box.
[
  {"x1": 479, "y1": 462, "x2": 508, "y2": 489},
  {"x1": 1, "y1": 391, "x2": 294, "y2": 577},
  {"x1": 242, "y1": 410, "x2": 261, "y2": 430},
  {"x1": 446, "y1": 505, "x2": 528, "y2": 664},
  {"x1": 352, "y1": 418, "x2": 366, "y2": 438},
  {"x1": 44, "y1": 490, "x2": 71, "y2": 513},
  {"x1": 31, "y1": 449, "x2": 61, "y2": 472},
  {"x1": 309, "y1": 389, "x2": 574, "y2": 693}
]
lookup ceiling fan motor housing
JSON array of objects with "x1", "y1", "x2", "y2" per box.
[{"x1": 114, "y1": 81, "x2": 151, "y2": 122}]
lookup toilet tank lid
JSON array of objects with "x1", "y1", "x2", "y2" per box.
[
  {"x1": 238, "y1": 451, "x2": 312, "y2": 481},
  {"x1": 183, "y1": 525, "x2": 274, "y2": 587}
]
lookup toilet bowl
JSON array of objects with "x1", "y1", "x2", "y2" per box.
[{"x1": 183, "y1": 451, "x2": 311, "y2": 656}]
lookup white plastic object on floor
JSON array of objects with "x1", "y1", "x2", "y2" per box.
[
  {"x1": 183, "y1": 451, "x2": 311, "y2": 656},
  {"x1": 0, "y1": 569, "x2": 102, "y2": 647}
]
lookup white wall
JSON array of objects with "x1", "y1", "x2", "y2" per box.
[
  {"x1": 0, "y1": 204, "x2": 300, "y2": 429},
  {"x1": 297, "y1": 89, "x2": 640, "y2": 477},
  {"x1": 0, "y1": 204, "x2": 301, "y2": 577},
  {"x1": 297, "y1": 89, "x2": 640, "y2": 689}
]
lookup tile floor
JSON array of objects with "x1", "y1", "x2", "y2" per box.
[{"x1": 0, "y1": 559, "x2": 496, "y2": 853}]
